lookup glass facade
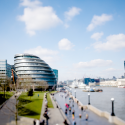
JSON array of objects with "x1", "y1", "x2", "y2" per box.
[
  {"x1": 0, "y1": 60, "x2": 11, "y2": 79},
  {"x1": 53, "y1": 69, "x2": 58, "y2": 81},
  {"x1": 14, "y1": 54, "x2": 57, "y2": 86}
]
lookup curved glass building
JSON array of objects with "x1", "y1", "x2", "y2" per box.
[{"x1": 14, "y1": 54, "x2": 57, "y2": 88}]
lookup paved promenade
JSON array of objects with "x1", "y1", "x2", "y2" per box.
[
  {"x1": 54, "y1": 92, "x2": 116, "y2": 125},
  {"x1": 0, "y1": 92, "x2": 24, "y2": 125}
]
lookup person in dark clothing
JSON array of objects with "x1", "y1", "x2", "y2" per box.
[
  {"x1": 45, "y1": 107, "x2": 48, "y2": 112},
  {"x1": 65, "y1": 109, "x2": 67, "y2": 115},
  {"x1": 69, "y1": 107, "x2": 71, "y2": 112},
  {"x1": 33, "y1": 119, "x2": 36, "y2": 125},
  {"x1": 63, "y1": 119, "x2": 69, "y2": 125},
  {"x1": 72, "y1": 110, "x2": 75, "y2": 116},
  {"x1": 40, "y1": 119, "x2": 45, "y2": 125},
  {"x1": 44, "y1": 112, "x2": 49, "y2": 125}
]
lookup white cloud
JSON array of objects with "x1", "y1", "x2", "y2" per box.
[
  {"x1": 58, "y1": 38, "x2": 74, "y2": 50},
  {"x1": 91, "y1": 32, "x2": 103, "y2": 41},
  {"x1": 93, "y1": 34, "x2": 125, "y2": 51},
  {"x1": 87, "y1": 14, "x2": 112, "y2": 31},
  {"x1": 75, "y1": 59, "x2": 113, "y2": 68},
  {"x1": 24, "y1": 46, "x2": 58, "y2": 63},
  {"x1": 18, "y1": 0, "x2": 62, "y2": 35},
  {"x1": 64, "y1": 7, "x2": 81, "y2": 21}
]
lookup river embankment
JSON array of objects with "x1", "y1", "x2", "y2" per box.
[{"x1": 65, "y1": 87, "x2": 125, "y2": 121}]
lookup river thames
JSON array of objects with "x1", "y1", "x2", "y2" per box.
[{"x1": 66, "y1": 87, "x2": 125, "y2": 121}]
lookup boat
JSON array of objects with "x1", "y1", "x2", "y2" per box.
[
  {"x1": 118, "y1": 85, "x2": 125, "y2": 88},
  {"x1": 69, "y1": 81, "x2": 78, "y2": 88},
  {"x1": 83, "y1": 88, "x2": 103, "y2": 92},
  {"x1": 69, "y1": 79, "x2": 86, "y2": 88},
  {"x1": 77, "y1": 81, "x2": 86, "y2": 88}
]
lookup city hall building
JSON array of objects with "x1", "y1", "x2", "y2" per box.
[{"x1": 14, "y1": 54, "x2": 57, "y2": 89}]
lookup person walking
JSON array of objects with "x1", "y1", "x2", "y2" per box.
[
  {"x1": 40, "y1": 119, "x2": 45, "y2": 125},
  {"x1": 33, "y1": 119, "x2": 36, "y2": 125},
  {"x1": 63, "y1": 119, "x2": 69, "y2": 125},
  {"x1": 69, "y1": 106, "x2": 71, "y2": 112},
  {"x1": 38, "y1": 94, "x2": 39, "y2": 97},
  {"x1": 85, "y1": 114, "x2": 89, "y2": 121},
  {"x1": 65, "y1": 108, "x2": 68, "y2": 115},
  {"x1": 72, "y1": 119, "x2": 76, "y2": 125},
  {"x1": 44, "y1": 112, "x2": 49, "y2": 125}
]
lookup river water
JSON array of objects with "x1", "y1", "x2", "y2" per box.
[{"x1": 65, "y1": 87, "x2": 125, "y2": 121}]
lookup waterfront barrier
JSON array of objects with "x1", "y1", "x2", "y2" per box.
[{"x1": 66, "y1": 89, "x2": 125, "y2": 125}]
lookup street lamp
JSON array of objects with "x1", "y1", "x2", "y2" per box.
[
  {"x1": 74, "y1": 90, "x2": 76, "y2": 98},
  {"x1": 111, "y1": 98, "x2": 115, "y2": 116},
  {"x1": 88, "y1": 93, "x2": 90, "y2": 105}
]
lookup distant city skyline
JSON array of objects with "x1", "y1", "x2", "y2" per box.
[{"x1": 0, "y1": 0, "x2": 125, "y2": 81}]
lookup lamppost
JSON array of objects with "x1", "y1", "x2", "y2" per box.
[
  {"x1": 74, "y1": 90, "x2": 76, "y2": 98},
  {"x1": 111, "y1": 98, "x2": 115, "y2": 116},
  {"x1": 88, "y1": 93, "x2": 90, "y2": 105}
]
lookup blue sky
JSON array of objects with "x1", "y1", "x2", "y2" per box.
[{"x1": 0, "y1": 0, "x2": 125, "y2": 81}]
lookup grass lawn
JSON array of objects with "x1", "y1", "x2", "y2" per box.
[
  {"x1": 47, "y1": 93, "x2": 54, "y2": 108},
  {"x1": 0, "y1": 91, "x2": 14, "y2": 105},
  {"x1": 18, "y1": 91, "x2": 44, "y2": 119}
]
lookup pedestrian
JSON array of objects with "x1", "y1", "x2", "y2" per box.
[
  {"x1": 44, "y1": 112, "x2": 49, "y2": 125},
  {"x1": 65, "y1": 109, "x2": 67, "y2": 115},
  {"x1": 69, "y1": 106, "x2": 71, "y2": 112},
  {"x1": 45, "y1": 107, "x2": 48, "y2": 112},
  {"x1": 72, "y1": 119, "x2": 76, "y2": 125},
  {"x1": 33, "y1": 119, "x2": 36, "y2": 125},
  {"x1": 85, "y1": 114, "x2": 89, "y2": 121},
  {"x1": 63, "y1": 119, "x2": 69, "y2": 125},
  {"x1": 38, "y1": 94, "x2": 39, "y2": 97},
  {"x1": 72, "y1": 110, "x2": 75, "y2": 116},
  {"x1": 40, "y1": 119, "x2": 45, "y2": 125}
]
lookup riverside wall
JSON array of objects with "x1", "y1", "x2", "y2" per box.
[{"x1": 66, "y1": 90, "x2": 125, "y2": 125}]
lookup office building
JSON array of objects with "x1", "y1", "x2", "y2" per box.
[
  {"x1": 0, "y1": 60, "x2": 11, "y2": 79},
  {"x1": 14, "y1": 54, "x2": 57, "y2": 88},
  {"x1": 53, "y1": 69, "x2": 58, "y2": 81}
]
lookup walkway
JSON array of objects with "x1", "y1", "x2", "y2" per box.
[
  {"x1": 0, "y1": 92, "x2": 24, "y2": 125},
  {"x1": 41, "y1": 93, "x2": 67, "y2": 125},
  {"x1": 54, "y1": 92, "x2": 116, "y2": 125}
]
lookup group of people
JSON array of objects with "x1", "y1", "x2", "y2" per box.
[
  {"x1": 33, "y1": 119, "x2": 45, "y2": 125},
  {"x1": 63, "y1": 91, "x2": 89, "y2": 125},
  {"x1": 33, "y1": 93, "x2": 50, "y2": 125},
  {"x1": 43, "y1": 93, "x2": 50, "y2": 125}
]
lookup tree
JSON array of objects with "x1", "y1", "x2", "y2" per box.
[
  {"x1": 27, "y1": 89, "x2": 33, "y2": 99},
  {"x1": 37, "y1": 80, "x2": 49, "y2": 91},
  {"x1": 16, "y1": 75, "x2": 33, "y2": 91}
]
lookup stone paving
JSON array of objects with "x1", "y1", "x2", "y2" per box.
[
  {"x1": 47, "y1": 93, "x2": 67, "y2": 125},
  {"x1": 54, "y1": 92, "x2": 116, "y2": 125},
  {"x1": 0, "y1": 92, "x2": 25, "y2": 125}
]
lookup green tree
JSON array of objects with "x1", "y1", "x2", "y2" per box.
[{"x1": 27, "y1": 89, "x2": 34, "y2": 99}]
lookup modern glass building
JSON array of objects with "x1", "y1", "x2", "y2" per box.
[
  {"x1": 14, "y1": 54, "x2": 57, "y2": 88},
  {"x1": 0, "y1": 60, "x2": 11, "y2": 79},
  {"x1": 53, "y1": 69, "x2": 58, "y2": 81}
]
